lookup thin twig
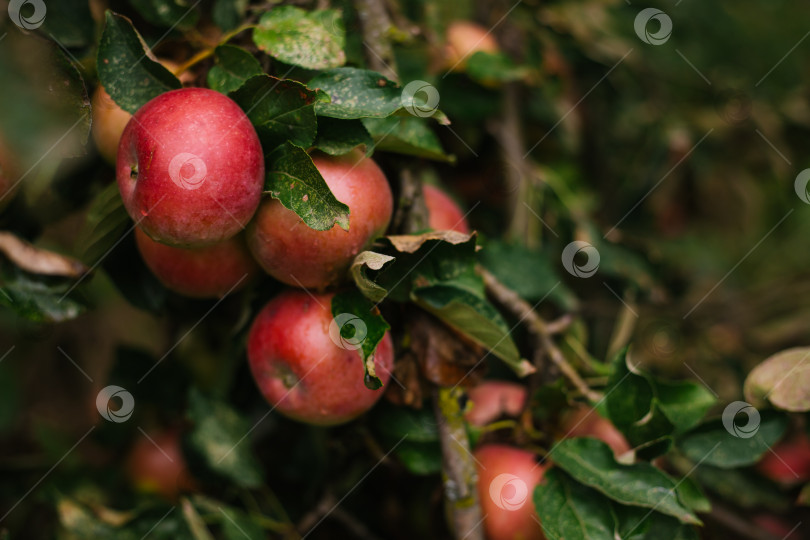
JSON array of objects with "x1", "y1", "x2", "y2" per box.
[
  {"x1": 480, "y1": 267, "x2": 601, "y2": 402},
  {"x1": 433, "y1": 387, "x2": 484, "y2": 540},
  {"x1": 354, "y1": 0, "x2": 398, "y2": 81}
]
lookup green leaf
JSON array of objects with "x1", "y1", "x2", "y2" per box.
[
  {"x1": 394, "y1": 441, "x2": 443, "y2": 475},
  {"x1": 655, "y1": 380, "x2": 717, "y2": 435},
  {"x1": 187, "y1": 388, "x2": 264, "y2": 488},
  {"x1": 213, "y1": 0, "x2": 248, "y2": 31},
  {"x1": 310, "y1": 68, "x2": 402, "y2": 119},
  {"x1": 264, "y1": 142, "x2": 350, "y2": 231},
  {"x1": 207, "y1": 45, "x2": 263, "y2": 95},
  {"x1": 675, "y1": 410, "x2": 789, "y2": 468},
  {"x1": 53, "y1": 47, "x2": 92, "y2": 156},
  {"x1": 674, "y1": 477, "x2": 711, "y2": 514},
  {"x1": 79, "y1": 183, "x2": 131, "y2": 265},
  {"x1": 744, "y1": 347, "x2": 810, "y2": 412},
  {"x1": 181, "y1": 499, "x2": 215, "y2": 540},
  {"x1": 97, "y1": 11, "x2": 182, "y2": 114},
  {"x1": 413, "y1": 284, "x2": 530, "y2": 377},
  {"x1": 533, "y1": 468, "x2": 617, "y2": 540},
  {"x1": 467, "y1": 51, "x2": 528, "y2": 84},
  {"x1": 313, "y1": 117, "x2": 373, "y2": 155},
  {"x1": 613, "y1": 504, "x2": 699, "y2": 540},
  {"x1": 0, "y1": 267, "x2": 85, "y2": 323},
  {"x1": 218, "y1": 507, "x2": 264, "y2": 540},
  {"x1": 230, "y1": 75, "x2": 323, "y2": 150},
  {"x1": 253, "y1": 7, "x2": 346, "y2": 69},
  {"x1": 331, "y1": 288, "x2": 390, "y2": 389},
  {"x1": 348, "y1": 251, "x2": 396, "y2": 303},
  {"x1": 692, "y1": 464, "x2": 790, "y2": 512},
  {"x1": 362, "y1": 116, "x2": 453, "y2": 162},
  {"x1": 129, "y1": 0, "x2": 200, "y2": 30},
  {"x1": 551, "y1": 438, "x2": 701, "y2": 525},
  {"x1": 372, "y1": 402, "x2": 439, "y2": 443}
]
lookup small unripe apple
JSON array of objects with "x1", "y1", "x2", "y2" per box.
[
  {"x1": 117, "y1": 88, "x2": 264, "y2": 246},
  {"x1": 92, "y1": 60, "x2": 190, "y2": 165},
  {"x1": 443, "y1": 21, "x2": 499, "y2": 72},
  {"x1": 465, "y1": 381, "x2": 526, "y2": 426},
  {"x1": 559, "y1": 406, "x2": 631, "y2": 457},
  {"x1": 135, "y1": 227, "x2": 258, "y2": 298},
  {"x1": 126, "y1": 428, "x2": 195, "y2": 501},
  {"x1": 423, "y1": 184, "x2": 470, "y2": 234},
  {"x1": 247, "y1": 151, "x2": 393, "y2": 289},
  {"x1": 475, "y1": 444, "x2": 546, "y2": 540},
  {"x1": 756, "y1": 433, "x2": 810, "y2": 485},
  {"x1": 247, "y1": 290, "x2": 393, "y2": 425}
]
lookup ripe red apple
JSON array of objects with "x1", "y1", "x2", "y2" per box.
[
  {"x1": 92, "y1": 60, "x2": 191, "y2": 165},
  {"x1": 465, "y1": 381, "x2": 526, "y2": 426},
  {"x1": 423, "y1": 184, "x2": 470, "y2": 234},
  {"x1": 247, "y1": 150, "x2": 393, "y2": 289},
  {"x1": 247, "y1": 290, "x2": 394, "y2": 425},
  {"x1": 757, "y1": 433, "x2": 810, "y2": 484},
  {"x1": 126, "y1": 428, "x2": 195, "y2": 501},
  {"x1": 134, "y1": 227, "x2": 258, "y2": 298},
  {"x1": 443, "y1": 21, "x2": 499, "y2": 71},
  {"x1": 117, "y1": 87, "x2": 264, "y2": 246},
  {"x1": 559, "y1": 406, "x2": 631, "y2": 457},
  {"x1": 475, "y1": 444, "x2": 546, "y2": 540}
]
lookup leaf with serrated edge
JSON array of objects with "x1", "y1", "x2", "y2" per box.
[
  {"x1": 551, "y1": 438, "x2": 701, "y2": 525},
  {"x1": 744, "y1": 347, "x2": 810, "y2": 412},
  {"x1": 253, "y1": 7, "x2": 345, "y2": 69},
  {"x1": 331, "y1": 289, "x2": 390, "y2": 389},
  {"x1": 264, "y1": 142, "x2": 350, "y2": 231},
  {"x1": 314, "y1": 117, "x2": 374, "y2": 156},
  {"x1": 230, "y1": 75, "x2": 322, "y2": 150},
  {"x1": 310, "y1": 67, "x2": 402, "y2": 119},
  {"x1": 97, "y1": 11, "x2": 181, "y2": 114},
  {"x1": 533, "y1": 468, "x2": 616, "y2": 540},
  {"x1": 349, "y1": 251, "x2": 395, "y2": 303},
  {"x1": 207, "y1": 45, "x2": 263, "y2": 94},
  {"x1": 362, "y1": 116, "x2": 454, "y2": 162}
]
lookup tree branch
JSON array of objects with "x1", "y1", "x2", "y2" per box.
[
  {"x1": 432, "y1": 387, "x2": 484, "y2": 540},
  {"x1": 354, "y1": 0, "x2": 398, "y2": 81},
  {"x1": 480, "y1": 267, "x2": 601, "y2": 402}
]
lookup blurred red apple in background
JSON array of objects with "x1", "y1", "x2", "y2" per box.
[
  {"x1": 423, "y1": 184, "x2": 471, "y2": 234},
  {"x1": 465, "y1": 380, "x2": 526, "y2": 426},
  {"x1": 126, "y1": 428, "x2": 195, "y2": 501}
]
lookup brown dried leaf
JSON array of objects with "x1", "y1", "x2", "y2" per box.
[{"x1": 0, "y1": 231, "x2": 88, "y2": 278}]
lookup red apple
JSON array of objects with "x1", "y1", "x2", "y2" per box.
[
  {"x1": 134, "y1": 227, "x2": 258, "y2": 298},
  {"x1": 559, "y1": 406, "x2": 631, "y2": 457},
  {"x1": 117, "y1": 88, "x2": 264, "y2": 246},
  {"x1": 423, "y1": 184, "x2": 471, "y2": 234},
  {"x1": 247, "y1": 290, "x2": 394, "y2": 425},
  {"x1": 444, "y1": 21, "x2": 499, "y2": 72},
  {"x1": 465, "y1": 381, "x2": 526, "y2": 426},
  {"x1": 757, "y1": 433, "x2": 810, "y2": 485},
  {"x1": 126, "y1": 428, "x2": 195, "y2": 501},
  {"x1": 475, "y1": 444, "x2": 546, "y2": 540},
  {"x1": 247, "y1": 150, "x2": 393, "y2": 289},
  {"x1": 93, "y1": 60, "x2": 191, "y2": 165}
]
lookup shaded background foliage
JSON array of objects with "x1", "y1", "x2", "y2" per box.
[{"x1": 1, "y1": 0, "x2": 810, "y2": 538}]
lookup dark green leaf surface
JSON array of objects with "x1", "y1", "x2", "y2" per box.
[
  {"x1": 533, "y1": 468, "x2": 616, "y2": 540},
  {"x1": 310, "y1": 68, "x2": 402, "y2": 119},
  {"x1": 97, "y1": 11, "x2": 182, "y2": 114},
  {"x1": 676, "y1": 410, "x2": 788, "y2": 468},
  {"x1": 187, "y1": 388, "x2": 264, "y2": 488},
  {"x1": 0, "y1": 267, "x2": 85, "y2": 323},
  {"x1": 551, "y1": 438, "x2": 701, "y2": 525},
  {"x1": 263, "y1": 142, "x2": 350, "y2": 231},
  {"x1": 362, "y1": 116, "x2": 453, "y2": 162},
  {"x1": 230, "y1": 75, "x2": 323, "y2": 150},
  {"x1": 207, "y1": 45, "x2": 263, "y2": 95},
  {"x1": 313, "y1": 117, "x2": 373, "y2": 155},
  {"x1": 331, "y1": 288, "x2": 391, "y2": 389},
  {"x1": 129, "y1": 0, "x2": 199, "y2": 30},
  {"x1": 253, "y1": 7, "x2": 346, "y2": 69}
]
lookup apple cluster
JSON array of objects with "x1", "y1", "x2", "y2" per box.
[{"x1": 96, "y1": 85, "x2": 471, "y2": 428}]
